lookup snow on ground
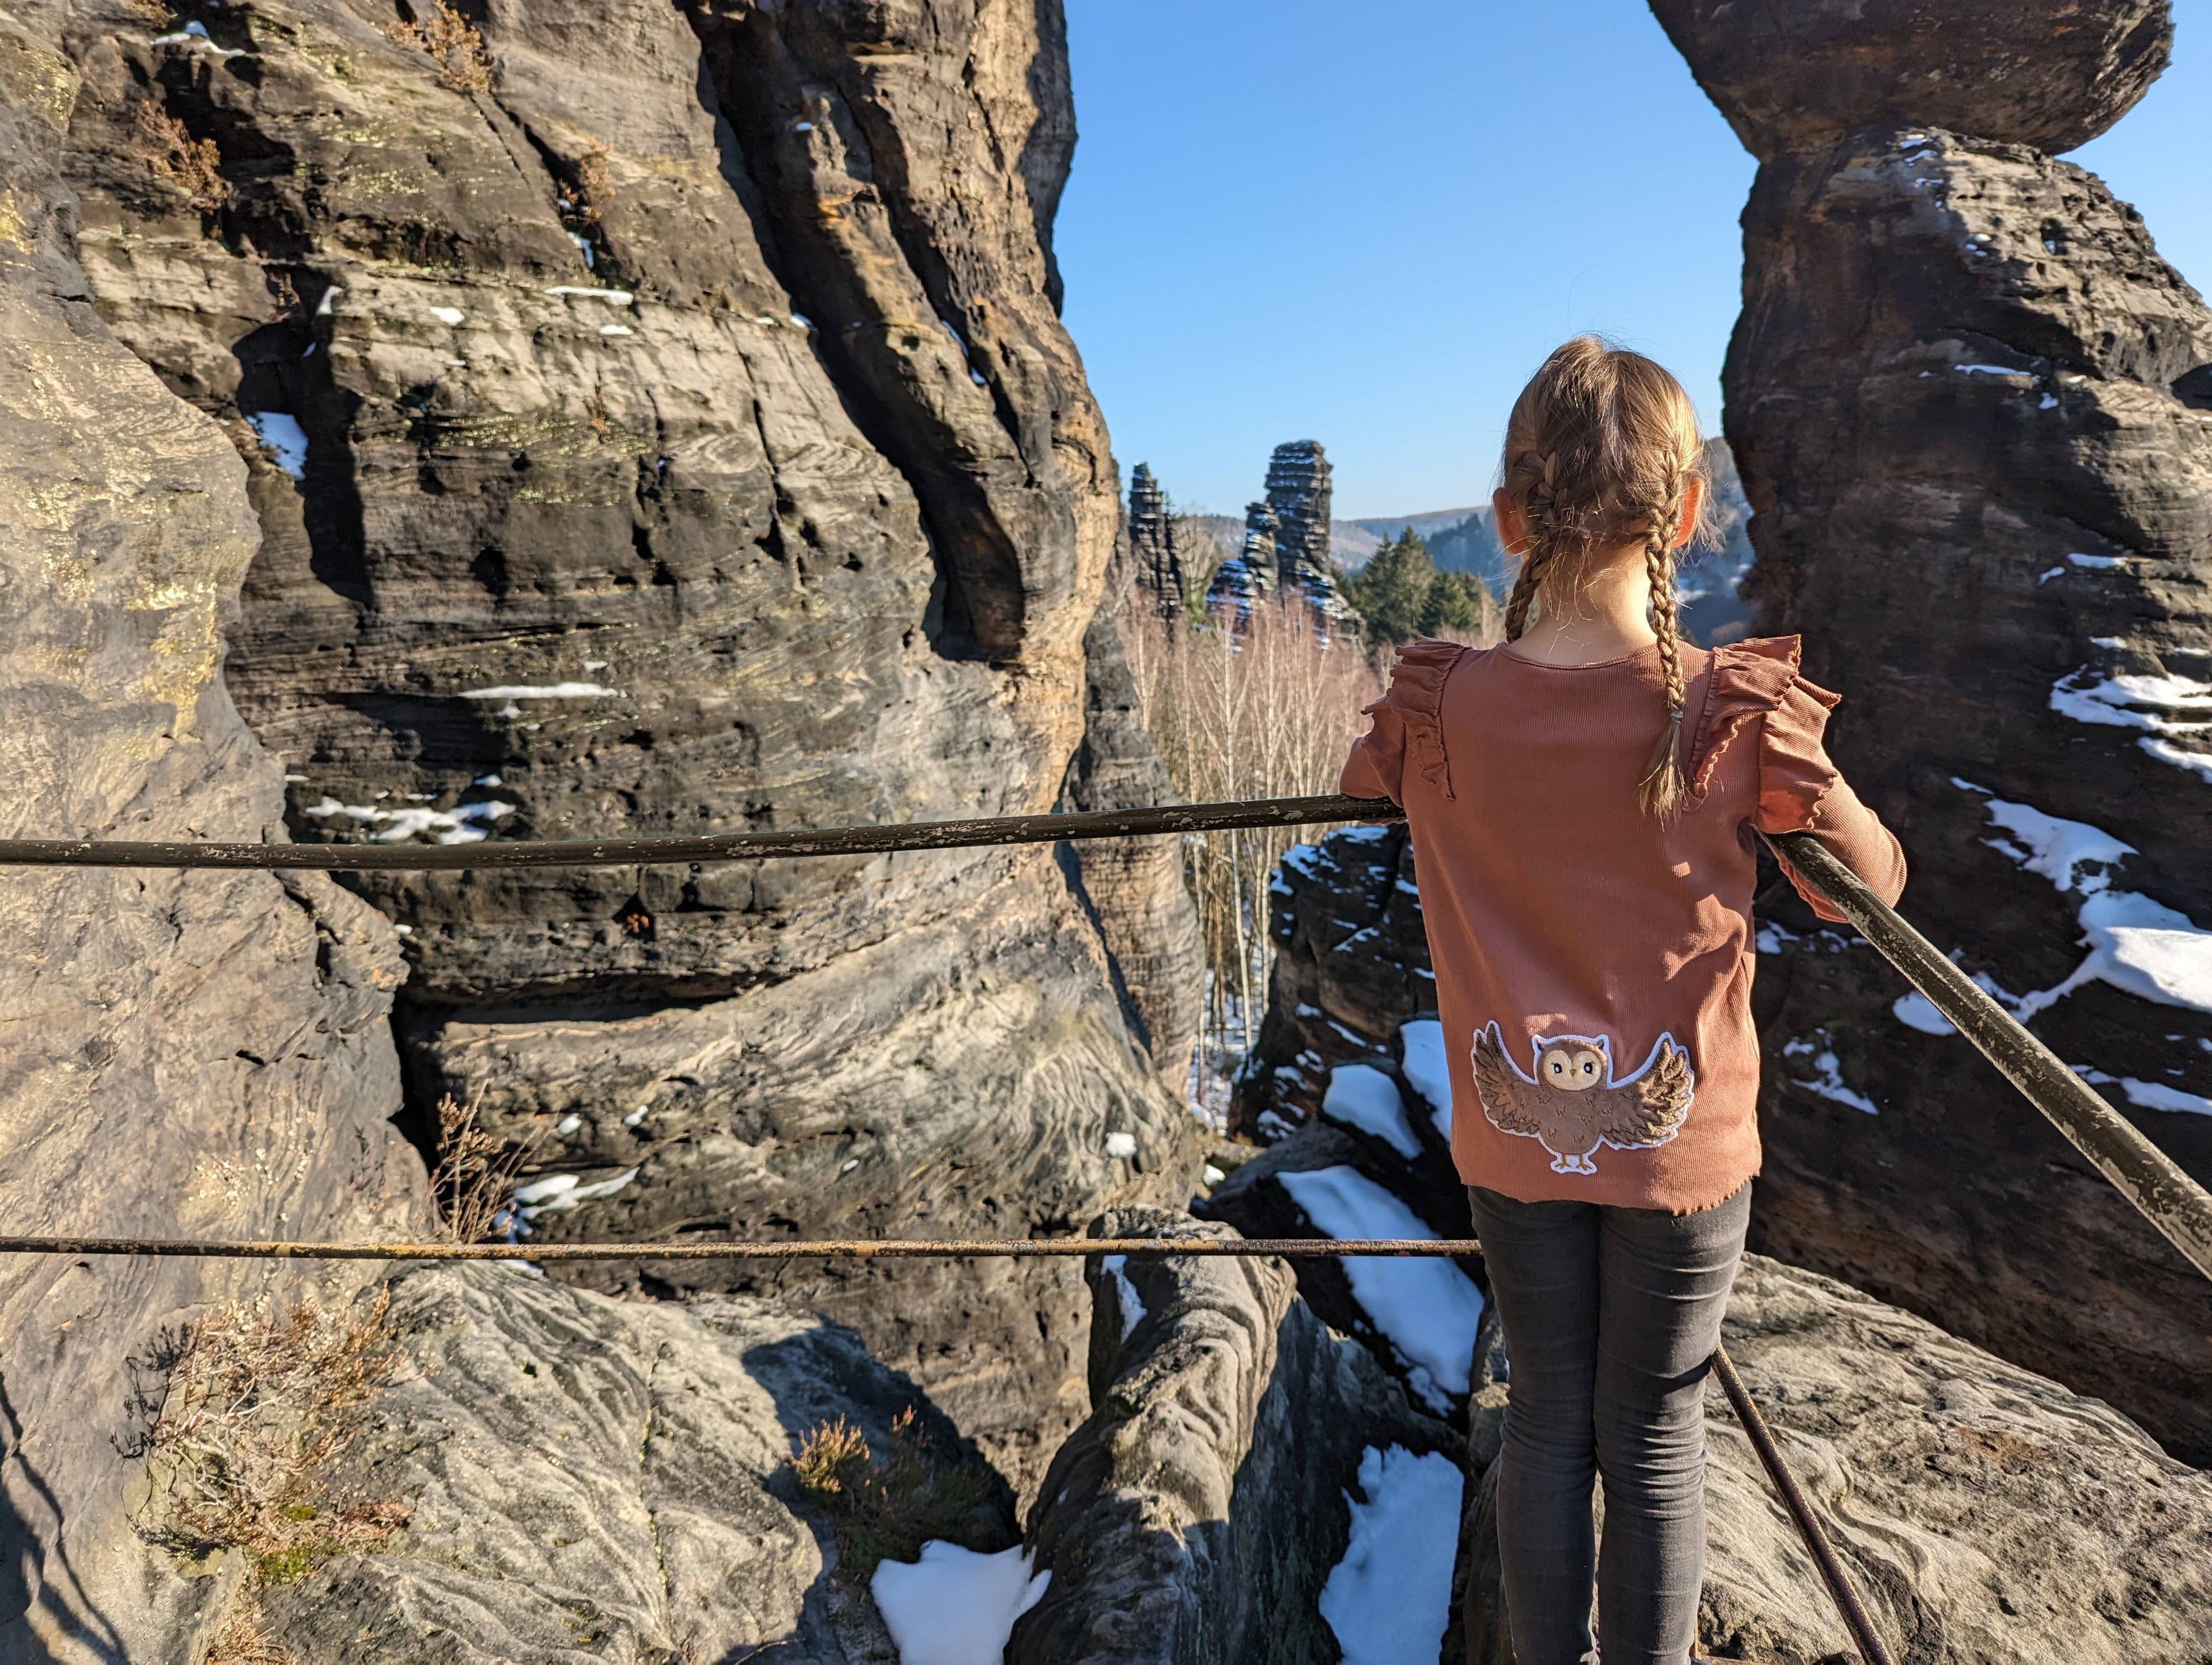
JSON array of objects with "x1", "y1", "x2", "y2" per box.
[
  {"x1": 2120, "y1": 1078, "x2": 2212, "y2": 1117},
  {"x1": 1954, "y1": 780, "x2": 2212, "y2": 1019},
  {"x1": 302, "y1": 795, "x2": 514, "y2": 845},
  {"x1": 1892, "y1": 992, "x2": 1955, "y2": 1036},
  {"x1": 1103, "y1": 1130, "x2": 1137, "y2": 1160},
  {"x1": 1320, "y1": 1064, "x2": 1420, "y2": 1158},
  {"x1": 870, "y1": 1542, "x2": 1049, "y2": 1665},
  {"x1": 544, "y1": 284, "x2": 637, "y2": 305},
  {"x1": 1317, "y1": 1444, "x2": 1463, "y2": 1665},
  {"x1": 509, "y1": 1168, "x2": 639, "y2": 1230},
  {"x1": 1098, "y1": 1254, "x2": 1145, "y2": 1341},
  {"x1": 1397, "y1": 1019, "x2": 1450, "y2": 1139},
  {"x1": 1952, "y1": 778, "x2": 2133, "y2": 892},
  {"x1": 2047, "y1": 669, "x2": 2212, "y2": 783},
  {"x1": 1275, "y1": 1166, "x2": 1484, "y2": 1414},
  {"x1": 247, "y1": 412, "x2": 309, "y2": 479},
  {"x1": 459, "y1": 682, "x2": 623, "y2": 699},
  {"x1": 1780, "y1": 1037, "x2": 1877, "y2": 1113}
]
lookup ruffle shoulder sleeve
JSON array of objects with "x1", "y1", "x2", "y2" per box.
[
  {"x1": 1339, "y1": 639, "x2": 1467, "y2": 805},
  {"x1": 1691, "y1": 636, "x2": 1906, "y2": 919},
  {"x1": 1685, "y1": 635, "x2": 1841, "y2": 829}
]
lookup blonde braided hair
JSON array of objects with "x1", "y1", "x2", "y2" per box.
[{"x1": 1497, "y1": 336, "x2": 1711, "y2": 819}]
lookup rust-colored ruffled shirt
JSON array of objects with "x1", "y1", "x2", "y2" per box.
[{"x1": 1339, "y1": 635, "x2": 1906, "y2": 1214}]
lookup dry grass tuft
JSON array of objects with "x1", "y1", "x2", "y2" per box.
[
  {"x1": 202, "y1": 1599, "x2": 297, "y2": 1665},
  {"x1": 384, "y1": 1, "x2": 494, "y2": 94},
  {"x1": 132, "y1": 1287, "x2": 410, "y2": 1584},
  {"x1": 430, "y1": 1094, "x2": 528, "y2": 1244},
  {"x1": 132, "y1": 101, "x2": 224, "y2": 213},
  {"x1": 790, "y1": 1408, "x2": 1002, "y2": 1585},
  {"x1": 576, "y1": 142, "x2": 611, "y2": 222}
]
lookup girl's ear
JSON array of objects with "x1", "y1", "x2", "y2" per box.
[
  {"x1": 1494, "y1": 487, "x2": 1530, "y2": 555},
  {"x1": 1673, "y1": 475, "x2": 1706, "y2": 551}
]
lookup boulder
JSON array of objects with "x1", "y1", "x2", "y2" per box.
[
  {"x1": 1646, "y1": 0, "x2": 2172, "y2": 160},
  {"x1": 51, "y1": 0, "x2": 1202, "y2": 1493},
  {"x1": 246, "y1": 1264, "x2": 1016, "y2": 1663},
  {"x1": 1011, "y1": 1208, "x2": 1460, "y2": 1665}
]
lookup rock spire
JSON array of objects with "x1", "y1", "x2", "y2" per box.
[
  {"x1": 1264, "y1": 440, "x2": 1355, "y2": 624},
  {"x1": 1127, "y1": 462, "x2": 1185, "y2": 618}
]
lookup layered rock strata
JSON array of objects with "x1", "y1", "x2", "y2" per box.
[
  {"x1": 0, "y1": 13, "x2": 422, "y2": 1654},
  {"x1": 1128, "y1": 461, "x2": 1187, "y2": 619},
  {"x1": 1062, "y1": 549, "x2": 1206, "y2": 1084},
  {"x1": 1263, "y1": 439, "x2": 1355, "y2": 624},
  {"x1": 1651, "y1": 0, "x2": 2212, "y2": 1461},
  {"x1": 248, "y1": 1265, "x2": 1017, "y2": 1664},
  {"x1": 52, "y1": 0, "x2": 1200, "y2": 1490},
  {"x1": 1010, "y1": 1208, "x2": 1459, "y2": 1664},
  {"x1": 1463, "y1": 1254, "x2": 2212, "y2": 1664},
  {"x1": 1205, "y1": 500, "x2": 1281, "y2": 621}
]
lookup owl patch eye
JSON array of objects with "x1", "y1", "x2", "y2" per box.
[{"x1": 1580, "y1": 1060, "x2": 1597, "y2": 1078}]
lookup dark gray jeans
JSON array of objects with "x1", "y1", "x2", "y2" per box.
[{"x1": 1467, "y1": 1182, "x2": 1752, "y2": 1665}]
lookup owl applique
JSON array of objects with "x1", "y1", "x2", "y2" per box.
[{"x1": 1470, "y1": 1022, "x2": 1696, "y2": 1175}]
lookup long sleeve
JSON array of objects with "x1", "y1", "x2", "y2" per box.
[
  {"x1": 1339, "y1": 700, "x2": 1408, "y2": 804},
  {"x1": 1755, "y1": 680, "x2": 1906, "y2": 921}
]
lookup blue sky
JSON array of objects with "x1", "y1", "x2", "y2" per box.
[{"x1": 1056, "y1": 0, "x2": 2210, "y2": 519}]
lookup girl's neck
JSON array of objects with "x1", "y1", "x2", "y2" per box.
[{"x1": 1501, "y1": 547, "x2": 1657, "y2": 666}]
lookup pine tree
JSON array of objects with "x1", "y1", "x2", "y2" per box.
[
  {"x1": 1344, "y1": 529, "x2": 1435, "y2": 644},
  {"x1": 1419, "y1": 567, "x2": 1494, "y2": 636}
]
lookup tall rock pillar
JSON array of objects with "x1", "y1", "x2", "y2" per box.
[
  {"x1": 1127, "y1": 462, "x2": 1186, "y2": 618},
  {"x1": 1651, "y1": 0, "x2": 2212, "y2": 1459},
  {"x1": 1264, "y1": 440, "x2": 1355, "y2": 626}
]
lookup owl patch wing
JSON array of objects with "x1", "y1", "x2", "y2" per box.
[
  {"x1": 1595, "y1": 1040, "x2": 1695, "y2": 1150},
  {"x1": 1471, "y1": 1027, "x2": 1548, "y2": 1136}
]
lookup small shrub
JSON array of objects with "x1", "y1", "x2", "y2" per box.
[
  {"x1": 430, "y1": 1094, "x2": 529, "y2": 1243},
  {"x1": 384, "y1": 1, "x2": 493, "y2": 94},
  {"x1": 132, "y1": 1287, "x2": 410, "y2": 1583},
  {"x1": 576, "y1": 142, "x2": 611, "y2": 223},
  {"x1": 133, "y1": 101, "x2": 224, "y2": 213},
  {"x1": 790, "y1": 1408, "x2": 1002, "y2": 1585}
]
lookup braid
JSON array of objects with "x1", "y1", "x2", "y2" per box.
[
  {"x1": 1636, "y1": 486, "x2": 1690, "y2": 819},
  {"x1": 1503, "y1": 452, "x2": 1563, "y2": 642}
]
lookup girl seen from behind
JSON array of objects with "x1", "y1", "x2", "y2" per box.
[{"x1": 1339, "y1": 336, "x2": 1906, "y2": 1665}]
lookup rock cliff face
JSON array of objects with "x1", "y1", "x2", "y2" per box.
[
  {"x1": 1650, "y1": 0, "x2": 2212, "y2": 1462},
  {"x1": 0, "y1": 13, "x2": 422, "y2": 1655},
  {"x1": 50, "y1": 0, "x2": 1200, "y2": 1493}
]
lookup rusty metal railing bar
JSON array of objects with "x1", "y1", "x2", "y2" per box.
[{"x1": 0, "y1": 793, "x2": 1399, "y2": 871}]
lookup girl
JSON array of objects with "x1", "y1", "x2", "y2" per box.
[{"x1": 1339, "y1": 337, "x2": 1905, "y2": 1665}]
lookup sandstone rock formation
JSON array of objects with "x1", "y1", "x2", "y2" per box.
[
  {"x1": 1205, "y1": 500, "x2": 1281, "y2": 621},
  {"x1": 1650, "y1": 0, "x2": 2212, "y2": 1462},
  {"x1": 1010, "y1": 1208, "x2": 1459, "y2": 1664},
  {"x1": 49, "y1": 0, "x2": 1201, "y2": 1493},
  {"x1": 1063, "y1": 549, "x2": 1207, "y2": 1086},
  {"x1": 249, "y1": 1264, "x2": 1016, "y2": 1664},
  {"x1": 1232, "y1": 825, "x2": 1434, "y2": 1141},
  {"x1": 1263, "y1": 440, "x2": 1355, "y2": 625},
  {"x1": 0, "y1": 11, "x2": 423, "y2": 1655},
  {"x1": 1128, "y1": 462, "x2": 1187, "y2": 619}
]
